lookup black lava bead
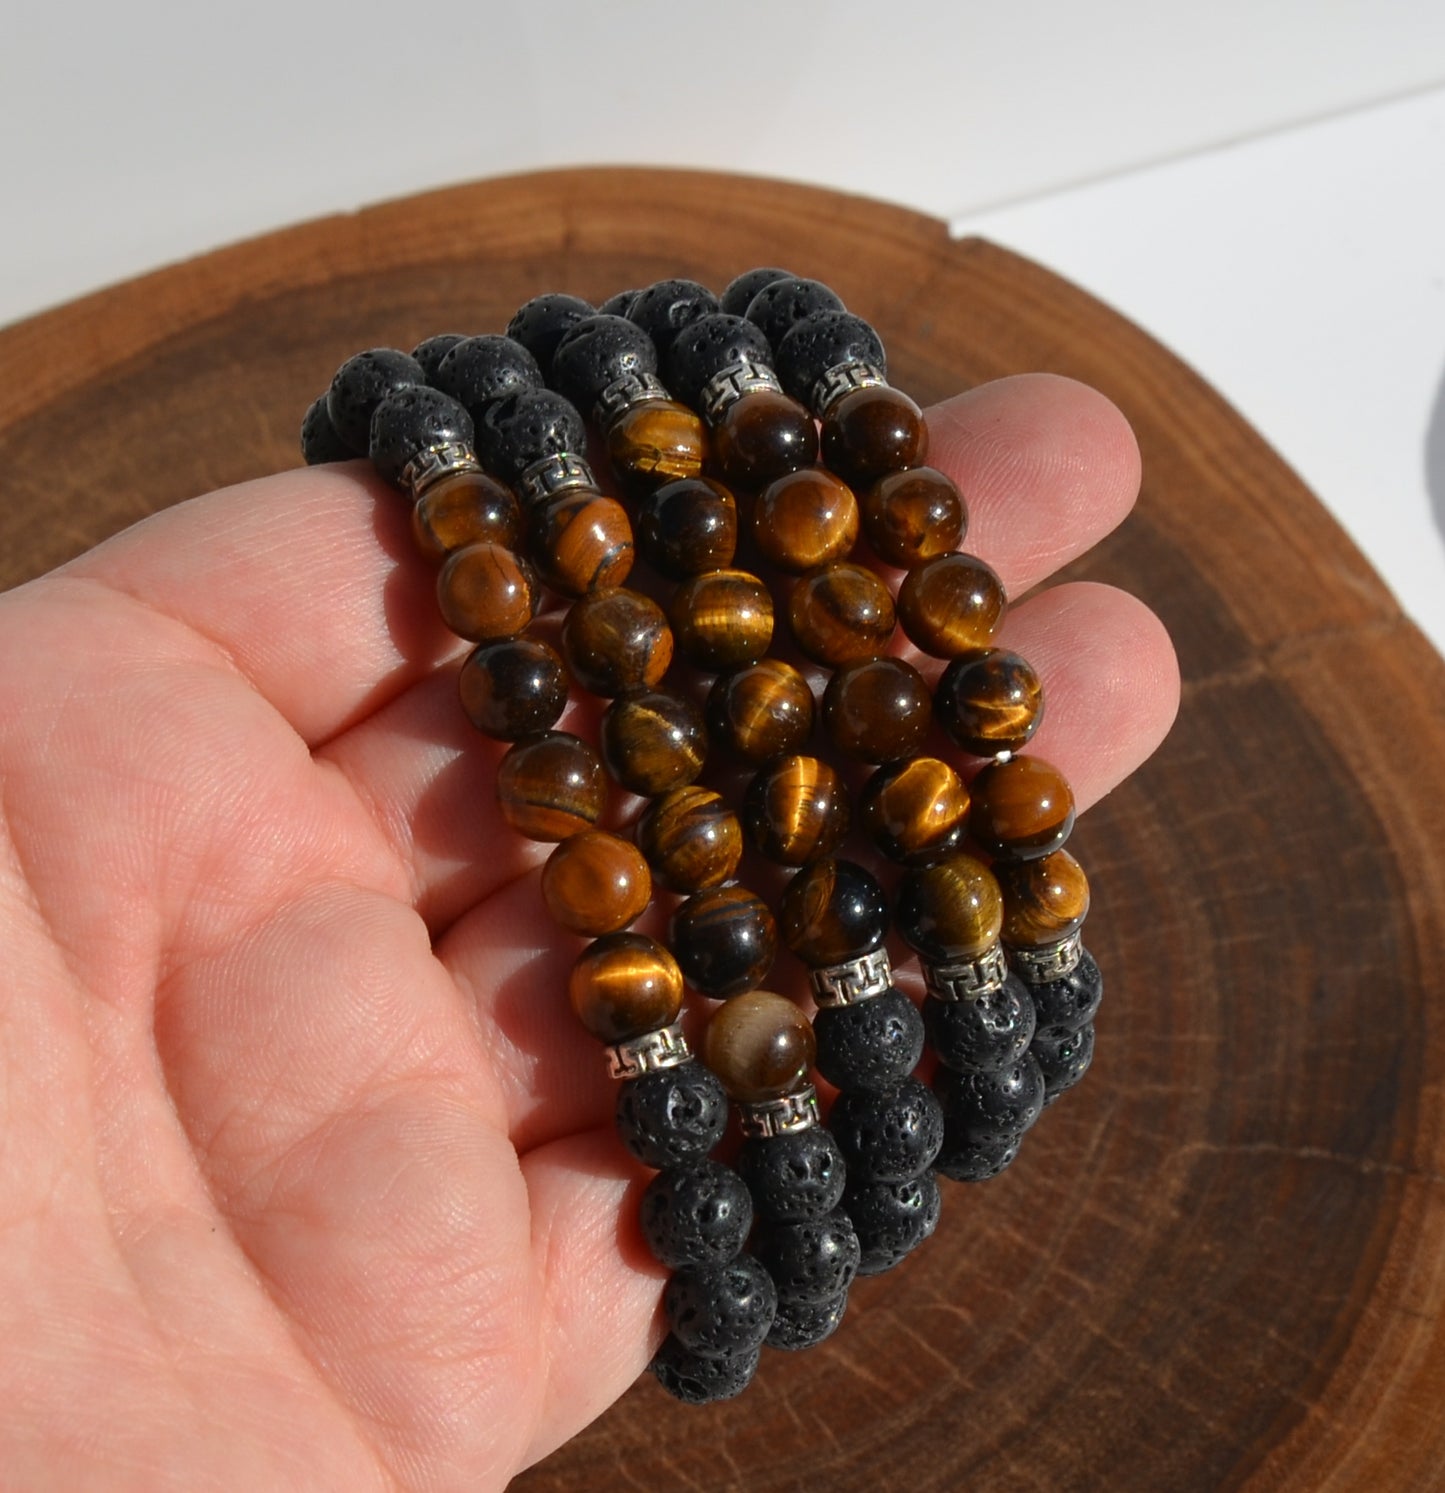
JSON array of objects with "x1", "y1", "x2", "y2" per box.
[
  {"x1": 779, "y1": 857, "x2": 889, "y2": 967},
  {"x1": 327, "y1": 348, "x2": 425, "y2": 453},
  {"x1": 766, "y1": 1290, "x2": 847, "y2": 1351},
  {"x1": 752, "y1": 1209, "x2": 860, "y2": 1304},
  {"x1": 1032, "y1": 1021, "x2": 1095, "y2": 1103},
  {"x1": 776, "y1": 311, "x2": 887, "y2": 408},
  {"x1": 615, "y1": 1062, "x2": 729, "y2": 1170},
  {"x1": 1027, "y1": 948, "x2": 1104, "y2": 1034},
  {"x1": 923, "y1": 975, "x2": 1036, "y2": 1075},
  {"x1": 641, "y1": 1160, "x2": 754, "y2": 1270},
  {"x1": 666, "y1": 313, "x2": 775, "y2": 410},
  {"x1": 434, "y1": 334, "x2": 544, "y2": 416},
  {"x1": 551, "y1": 314, "x2": 659, "y2": 413},
  {"x1": 934, "y1": 1131, "x2": 1020, "y2": 1184},
  {"x1": 720, "y1": 266, "x2": 794, "y2": 317},
  {"x1": 506, "y1": 293, "x2": 596, "y2": 380},
  {"x1": 475, "y1": 389, "x2": 588, "y2": 482},
  {"x1": 844, "y1": 1172, "x2": 942, "y2": 1275},
  {"x1": 935, "y1": 1054, "x2": 1046, "y2": 1146},
  {"x1": 744, "y1": 276, "x2": 845, "y2": 347},
  {"x1": 597, "y1": 288, "x2": 638, "y2": 317},
  {"x1": 814, "y1": 989, "x2": 925, "y2": 1094},
  {"x1": 829, "y1": 1077, "x2": 944, "y2": 1183},
  {"x1": 411, "y1": 333, "x2": 468, "y2": 382},
  {"x1": 737, "y1": 1126, "x2": 847, "y2": 1222},
  {"x1": 664, "y1": 1256, "x2": 778, "y2": 1358},
  {"x1": 650, "y1": 1335, "x2": 760, "y2": 1403},
  {"x1": 669, "y1": 886, "x2": 777, "y2": 1000},
  {"x1": 627, "y1": 278, "x2": 720, "y2": 354},
  {"x1": 458, "y1": 638, "x2": 568, "y2": 742},
  {"x1": 300, "y1": 395, "x2": 354, "y2": 464},
  {"x1": 368, "y1": 386, "x2": 474, "y2": 486}
]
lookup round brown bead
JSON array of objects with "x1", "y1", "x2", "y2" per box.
[
  {"x1": 713, "y1": 388, "x2": 819, "y2": 488},
  {"x1": 821, "y1": 656, "x2": 933, "y2": 764},
  {"x1": 704, "y1": 989, "x2": 816, "y2": 1102},
  {"x1": 753, "y1": 467, "x2": 859, "y2": 574},
  {"x1": 635, "y1": 785, "x2": 743, "y2": 893},
  {"x1": 895, "y1": 852, "x2": 1003, "y2": 963},
  {"x1": 787, "y1": 562, "x2": 897, "y2": 667},
  {"x1": 705, "y1": 659, "x2": 815, "y2": 766},
  {"x1": 669, "y1": 568, "x2": 774, "y2": 673},
  {"x1": 997, "y1": 849, "x2": 1091, "y2": 950},
  {"x1": 897, "y1": 552, "x2": 1006, "y2": 658},
  {"x1": 859, "y1": 756, "x2": 971, "y2": 865},
  {"x1": 779, "y1": 857, "x2": 889, "y2": 966},
  {"x1": 635, "y1": 476, "x2": 738, "y2": 580},
  {"x1": 529, "y1": 488, "x2": 634, "y2": 598},
  {"x1": 860, "y1": 465, "x2": 965, "y2": 570},
  {"x1": 742, "y1": 754, "x2": 850, "y2": 867},
  {"x1": 969, "y1": 755, "x2": 1076, "y2": 862},
  {"x1": 599, "y1": 689, "x2": 706, "y2": 796},
  {"x1": 412, "y1": 470, "x2": 522, "y2": 561},
  {"x1": 568, "y1": 932, "x2": 684, "y2": 1044},
  {"x1": 436, "y1": 542, "x2": 537, "y2": 643},
  {"x1": 496, "y1": 730, "x2": 607, "y2": 842},
  {"x1": 542, "y1": 829, "x2": 652, "y2": 936},
  {"x1": 820, "y1": 385, "x2": 928, "y2": 487},
  {"x1": 561, "y1": 587, "x2": 673, "y2": 697},
  {"x1": 936, "y1": 647, "x2": 1043, "y2": 757},
  {"x1": 671, "y1": 885, "x2": 778, "y2": 999},
  {"x1": 606, "y1": 399, "x2": 709, "y2": 491},
  {"x1": 458, "y1": 637, "x2": 568, "y2": 742}
]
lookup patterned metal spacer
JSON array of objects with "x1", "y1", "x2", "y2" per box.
[
  {"x1": 809, "y1": 949, "x2": 893, "y2": 1009},
  {"x1": 593, "y1": 370, "x2": 670, "y2": 428},
  {"x1": 1008, "y1": 929, "x2": 1085, "y2": 985},
  {"x1": 699, "y1": 357, "x2": 783, "y2": 423},
  {"x1": 737, "y1": 1085, "x2": 821, "y2": 1140},
  {"x1": 401, "y1": 442, "x2": 481, "y2": 498},
  {"x1": 605, "y1": 1021, "x2": 693, "y2": 1081},
  {"x1": 923, "y1": 943, "x2": 1010, "y2": 1002},
  {"x1": 810, "y1": 360, "x2": 888, "y2": 417},
  {"x1": 516, "y1": 451, "x2": 598, "y2": 506}
]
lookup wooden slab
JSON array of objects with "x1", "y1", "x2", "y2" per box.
[{"x1": 3, "y1": 168, "x2": 1443, "y2": 1491}]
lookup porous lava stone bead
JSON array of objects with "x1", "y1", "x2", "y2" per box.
[
  {"x1": 627, "y1": 278, "x2": 721, "y2": 354},
  {"x1": 300, "y1": 395, "x2": 354, "y2": 464},
  {"x1": 669, "y1": 568, "x2": 774, "y2": 672},
  {"x1": 829, "y1": 1078, "x2": 945, "y2": 1183},
  {"x1": 327, "y1": 348, "x2": 425, "y2": 453},
  {"x1": 505, "y1": 293, "x2": 595, "y2": 380},
  {"x1": 496, "y1": 730, "x2": 606, "y2": 841},
  {"x1": 529, "y1": 488, "x2": 634, "y2": 596},
  {"x1": 822, "y1": 656, "x2": 933, "y2": 763},
  {"x1": 705, "y1": 659, "x2": 815, "y2": 766},
  {"x1": 737, "y1": 1126, "x2": 847, "y2": 1222},
  {"x1": 753, "y1": 466, "x2": 860, "y2": 573},
  {"x1": 788, "y1": 562, "x2": 896, "y2": 667},
  {"x1": 597, "y1": 288, "x2": 638, "y2": 318},
  {"x1": 935, "y1": 1054, "x2": 1046, "y2": 1144},
  {"x1": 895, "y1": 853, "x2": 1004, "y2": 963},
  {"x1": 458, "y1": 637, "x2": 568, "y2": 742},
  {"x1": 641, "y1": 1160, "x2": 755, "y2": 1270},
  {"x1": 410, "y1": 332, "x2": 467, "y2": 382},
  {"x1": 934, "y1": 1132, "x2": 1020, "y2": 1184},
  {"x1": 433, "y1": 335, "x2": 544, "y2": 416},
  {"x1": 776, "y1": 311, "x2": 887, "y2": 410},
  {"x1": 560, "y1": 587, "x2": 673, "y2": 697},
  {"x1": 969, "y1": 755, "x2": 1076, "y2": 862},
  {"x1": 635, "y1": 785, "x2": 743, "y2": 893},
  {"x1": 664, "y1": 1257, "x2": 777, "y2": 1359},
  {"x1": 720, "y1": 266, "x2": 793, "y2": 317},
  {"x1": 743, "y1": 754, "x2": 850, "y2": 867},
  {"x1": 650, "y1": 1335, "x2": 760, "y2": 1404},
  {"x1": 937, "y1": 647, "x2": 1043, "y2": 758},
  {"x1": 821, "y1": 385, "x2": 929, "y2": 487},
  {"x1": 844, "y1": 1173, "x2": 942, "y2": 1276},
  {"x1": 475, "y1": 389, "x2": 588, "y2": 483},
  {"x1": 861, "y1": 465, "x2": 966, "y2": 570},
  {"x1": 599, "y1": 689, "x2": 706, "y2": 796},
  {"x1": 665, "y1": 313, "x2": 774, "y2": 411},
  {"x1": 813, "y1": 989, "x2": 925, "y2": 1094},
  {"x1": 550, "y1": 314, "x2": 658, "y2": 412},
  {"x1": 923, "y1": 974, "x2": 1036, "y2": 1074},
  {"x1": 368, "y1": 387, "x2": 474, "y2": 487},
  {"x1": 779, "y1": 857, "x2": 888, "y2": 967},
  {"x1": 567, "y1": 931, "x2": 682, "y2": 1041},
  {"x1": 745, "y1": 276, "x2": 846, "y2": 347},
  {"x1": 859, "y1": 756, "x2": 971, "y2": 865},
  {"x1": 436, "y1": 542, "x2": 536, "y2": 643},
  {"x1": 998, "y1": 849, "x2": 1090, "y2": 950},
  {"x1": 1032, "y1": 1022, "x2": 1095, "y2": 1102},
  {"x1": 412, "y1": 471, "x2": 522, "y2": 561},
  {"x1": 671, "y1": 885, "x2": 777, "y2": 999},
  {"x1": 704, "y1": 989, "x2": 815, "y2": 1102},
  {"x1": 766, "y1": 1290, "x2": 847, "y2": 1351},
  {"x1": 543, "y1": 831, "x2": 652, "y2": 937},
  {"x1": 897, "y1": 551, "x2": 1007, "y2": 657},
  {"x1": 752, "y1": 1209, "x2": 860, "y2": 1304},
  {"x1": 714, "y1": 390, "x2": 819, "y2": 488},
  {"x1": 635, "y1": 475, "x2": 738, "y2": 580},
  {"x1": 1027, "y1": 948, "x2": 1103, "y2": 1034},
  {"x1": 606, "y1": 401, "x2": 708, "y2": 492},
  {"x1": 616, "y1": 1061, "x2": 729, "y2": 1169}
]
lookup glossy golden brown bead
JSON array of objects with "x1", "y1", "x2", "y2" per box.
[
  {"x1": 894, "y1": 852, "x2": 1003, "y2": 963},
  {"x1": 936, "y1": 647, "x2": 1043, "y2": 757},
  {"x1": 599, "y1": 689, "x2": 706, "y2": 796},
  {"x1": 704, "y1": 989, "x2": 816, "y2": 1102},
  {"x1": 896, "y1": 551, "x2": 1006, "y2": 658},
  {"x1": 458, "y1": 637, "x2": 568, "y2": 742},
  {"x1": 436, "y1": 542, "x2": 537, "y2": 643},
  {"x1": 635, "y1": 785, "x2": 743, "y2": 893},
  {"x1": 606, "y1": 399, "x2": 709, "y2": 491},
  {"x1": 969, "y1": 755, "x2": 1076, "y2": 862},
  {"x1": 860, "y1": 465, "x2": 965, "y2": 570},
  {"x1": 787, "y1": 561, "x2": 897, "y2": 668},
  {"x1": 713, "y1": 388, "x2": 819, "y2": 488},
  {"x1": 859, "y1": 756, "x2": 971, "y2": 865},
  {"x1": 634, "y1": 476, "x2": 738, "y2": 580},
  {"x1": 541, "y1": 829, "x2": 652, "y2": 936},
  {"x1": 821, "y1": 656, "x2": 933, "y2": 763},
  {"x1": 820, "y1": 384, "x2": 928, "y2": 487},
  {"x1": 529, "y1": 488, "x2": 634, "y2": 597},
  {"x1": 496, "y1": 730, "x2": 607, "y2": 842},
  {"x1": 411, "y1": 470, "x2": 522, "y2": 562},
  {"x1": 997, "y1": 849, "x2": 1090, "y2": 950},
  {"x1": 753, "y1": 467, "x2": 859, "y2": 574},
  {"x1": 705, "y1": 659, "x2": 815, "y2": 766},
  {"x1": 668, "y1": 568, "x2": 774, "y2": 673},
  {"x1": 561, "y1": 587, "x2": 673, "y2": 697},
  {"x1": 742, "y1": 754, "x2": 850, "y2": 867},
  {"x1": 568, "y1": 932, "x2": 685, "y2": 1043}
]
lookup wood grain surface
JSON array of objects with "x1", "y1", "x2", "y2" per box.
[{"x1": 3, "y1": 168, "x2": 1443, "y2": 1492}]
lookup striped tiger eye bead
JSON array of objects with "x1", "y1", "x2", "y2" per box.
[
  {"x1": 496, "y1": 730, "x2": 607, "y2": 842},
  {"x1": 569, "y1": 932, "x2": 685, "y2": 1043},
  {"x1": 705, "y1": 659, "x2": 815, "y2": 765},
  {"x1": 997, "y1": 849, "x2": 1091, "y2": 950},
  {"x1": 705, "y1": 990, "x2": 817, "y2": 1102},
  {"x1": 542, "y1": 829, "x2": 652, "y2": 936},
  {"x1": 895, "y1": 853, "x2": 1004, "y2": 963},
  {"x1": 529, "y1": 488, "x2": 634, "y2": 597},
  {"x1": 599, "y1": 690, "x2": 707, "y2": 796},
  {"x1": 671, "y1": 885, "x2": 778, "y2": 999},
  {"x1": 860, "y1": 466, "x2": 965, "y2": 570},
  {"x1": 635, "y1": 476, "x2": 738, "y2": 580},
  {"x1": 436, "y1": 542, "x2": 537, "y2": 643},
  {"x1": 713, "y1": 388, "x2": 819, "y2": 488},
  {"x1": 669, "y1": 568, "x2": 774, "y2": 673},
  {"x1": 936, "y1": 648, "x2": 1043, "y2": 757},
  {"x1": 753, "y1": 467, "x2": 859, "y2": 573},
  {"x1": 561, "y1": 587, "x2": 673, "y2": 697},
  {"x1": 820, "y1": 385, "x2": 928, "y2": 486},
  {"x1": 411, "y1": 470, "x2": 522, "y2": 561},
  {"x1": 636, "y1": 786, "x2": 743, "y2": 893},
  {"x1": 458, "y1": 637, "x2": 568, "y2": 741},
  {"x1": 788, "y1": 562, "x2": 896, "y2": 668},
  {"x1": 822, "y1": 657, "x2": 932, "y2": 763},
  {"x1": 742, "y1": 754, "x2": 850, "y2": 867},
  {"x1": 606, "y1": 400, "x2": 709, "y2": 491},
  {"x1": 859, "y1": 756, "x2": 971, "y2": 865},
  {"x1": 969, "y1": 756, "x2": 1076, "y2": 862},
  {"x1": 897, "y1": 552, "x2": 1006, "y2": 658}
]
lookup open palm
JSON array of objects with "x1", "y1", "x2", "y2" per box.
[{"x1": 0, "y1": 374, "x2": 1177, "y2": 1491}]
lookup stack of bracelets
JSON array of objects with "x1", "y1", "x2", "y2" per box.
[{"x1": 299, "y1": 269, "x2": 1103, "y2": 1405}]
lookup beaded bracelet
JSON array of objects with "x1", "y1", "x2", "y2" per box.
[{"x1": 299, "y1": 269, "x2": 1103, "y2": 1405}]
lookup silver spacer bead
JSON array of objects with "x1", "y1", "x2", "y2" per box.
[
  {"x1": 923, "y1": 943, "x2": 1010, "y2": 1002},
  {"x1": 401, "y1": 442, "x2": 481, "y2": 498},
  {"x1": 737, "y1": 1084, "x2": 821, "y2": 1139},
  {"x1": 604, "y1": 1022, "x2": 693, "y2": 1081},
  {"x1": 1008, "y1": 928, "x2": 1085, "y2": 985},
  {"x1": 698, "y1": 357, "x2": 783, "y2": 423},
  {"x1": 593, "y1": 370, "x2": 670, "y2": 428},
  {"x1": 810, "y1": 359, "x2": 888, "y2": 417},
  {"x1": 516, "y1": 451, "x2": 598, "y2": 506},
  {"x1": 809, "y1": 949, "x2": 893, "y2": 1008}
]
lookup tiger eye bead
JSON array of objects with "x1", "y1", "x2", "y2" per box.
[
  {"x1": 568, "y1": 932, "x2": 684, "y2": 1043},
  {"x1": 436, "y1": 542, "x2": 537, "y2": 643},
  {"x1": 969, "y1": 756, "x2": 1076, "y2": 862},
  {"x1": 705, "y1": 659, "x2": 815, "y2": 766},
  {"x1": 561, "y1": 588, "x2": 673, "y2": 697},
  {"x1": 753, "y1": 467, "x2": 860, "y2": 574},
  {"x1": 671, "y1": 885, "x2": 778, "y2": 999},
  {"x1": 704, "y1": 990, "x2": 816, "y2": 1102},
  {"x1": 458, "y1": 638, "x2": 568, "y2": 742},
  {"x1": 669, "y1": 569, "x2": 774, "y2": 673},
  {"x1": 821, "y1": 657, "x2": 933, "y2": 764},
  {"x1": 895, "y1": 853, "x2": 1003, "y2": 963},
  {"x1": 496, "y1": 731, "x2": 607, "y2": 842},
  {"x1": 542, "y1": 830, "x2": 652, "y2": 936},
  {"x1": 713, "y1": 389, "x2": 819, "y2": 488},
  {"x1": 599, "y1": 690, "x2": 706, "y2": 796},
  {"x1": 606, "y1": 400, "x2": 709, "y2": 491},
  {"x1": 859, "y1": 756, "x2": 971, "y2": 865},
  {"x1": 787, "y1": 562, "x2": 897, "y2": 667},
  {"x1": 411, "y1": 470, "x2": 522, "y2": 562},
  {"x1": 860, "y1": 466, "x2": 965, "y2": 570},
  {"x1": 897, "y1": 552, "x2": 1007, "y2": 658},
  {"x1": 636, "y1": 786, "x2": 743, "y2": 892},
  {"x1": 936, "y1": 648, "x2": 1043, "y2": 757},
  {"x1": 820, "y1": 385, "x2": 928, "y2": 487},
  {"x1": 743, "y1": 754, "x2": 850, "y2": 867},
  {"x1": 997, "y1": 849, "x2": 1091, "y2": 950},
  {"x1": 780, "y1": 858, "x2": 889, "y2": 966},
  {"x1": 635, "y1": 476, "x2": 739, "y2": 581},
  {"x1": 530, "y1": 489, "x2": 634, "y2": 597}
]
